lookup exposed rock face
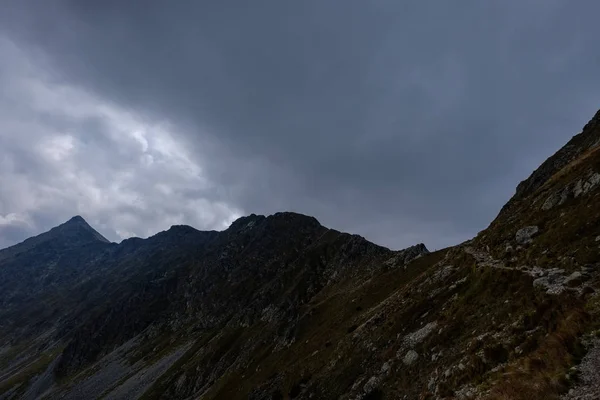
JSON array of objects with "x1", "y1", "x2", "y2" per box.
[
  {"x1": 384, "y1": 242, "x2": 429, "y2": 267},
  {"x1": 2, "y1": 109, "x2": 600, "y2": 400},
  {"x1": 402, "y1": 321, "x2": 438, "y2": 349},
  {"x1": 515, "y1": 226, "x2": 540, "y2": 244},
  {"x1": 398, "y1": 243, "x2": 429, "y2": 263},
  {"x1": 542, "y1": 170, "x2": 600, "y2": 210}
]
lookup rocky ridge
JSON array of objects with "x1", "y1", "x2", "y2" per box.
[{"x1": 1, "y1": 109, "x2": 600, "y2": 399}]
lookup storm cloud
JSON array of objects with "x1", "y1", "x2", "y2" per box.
[{"x1": 1, "y1": 1, "x2": 599, "y2": 250}]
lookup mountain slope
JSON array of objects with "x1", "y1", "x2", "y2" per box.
[
  {"x1": 1, "y1": 109, "x2": 600, "y2": 400},
  {"x1": 0, "y1": 212, "x2": 429, "y2": 400}
]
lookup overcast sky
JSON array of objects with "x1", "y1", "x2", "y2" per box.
[{"x1": 0, "y1": 1, "x2": 599, "y2": 251}]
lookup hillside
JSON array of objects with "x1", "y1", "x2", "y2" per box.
[{"x1": 1, "y1": 109, "x2": 600, "y2": 400}]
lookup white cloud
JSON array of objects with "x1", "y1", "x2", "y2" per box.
[
  {"x1": 0, "y1": 36, "x2": 242, "y2": 246},
  {"x1": 0, "y1": 213, "x2": 32, "y2": 227},
  {"x1": 38, "y1": 135, "x2": 75, "y2": 161}
]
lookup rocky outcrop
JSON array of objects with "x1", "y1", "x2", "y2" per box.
[
  {"x1": 515, "y1": 226, "x2": 540, "y2": 244},
  {"x1": 385, "y1": 243, "x2": 429, "y2": 267},
  {"x1": 542, "y1": 170, "x2": 600, "y2": 210},
  {"x1": 501, "y1": 109, "x2": 600, "y2": 214},
  {"x1": 397, "y1": 243, "x2": 429, "y2": 263}
]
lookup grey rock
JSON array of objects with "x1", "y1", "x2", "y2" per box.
[
  {"x1": 542, "y1": 191, "x2": 566, "y2": 211},
  {"x1": 546, "y1": 285, "x2": 567, "y2": 295},
  {"x1": 402, "y1": 322, "x2": 438, "y2": 349},
  {"x1": 431, "y1": 351, "x2": 443, "y2": 362},
  {"x1": 380, "y1": 362, "x2": 391, "y2": 373},
  {"x1": 428, "y1": 377, "x2": 436, "y2": 393},
  {"x1": 533, "y1": 269, "x2": 568, "y2": 295},
  {"x1": 577, "y1": 173, "x2": 600, "y2": 197},
  {"x1": 363, "y1": 376, "x2": 380, "y2": 394},
  {"x1": 385, "y1": 243, "x2": 430, "y2": 267},
  {"x1": 516, "y1": 226, "x2": 540, "y2": 244},
  {"x1": 455, "y1": 384, "x2": 479, "y2": 399},
  {"x1": 542, "y1": 172, "x2": 600, "y2": 211},
  {"x1": 403, "y1": 350, "x2": 419, "y2": 366},
  {"x1": 573, "y1": 179, "x2": 585, "y2": 198},
  {"x1": 430, "y1": 266, "x2": 455, "y2": 283}
]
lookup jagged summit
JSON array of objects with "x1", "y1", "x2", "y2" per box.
[
  {"x1": 228, "y1": 213, "x2": 266, "y2": 231},
  {"x1": 146, "y1": 224, "x2": 219, "y2": 247},
  {"x1": 228, "y1": 211, "x2": 321, "y2": 231},
  {"x1": 267, "y1": 211, "x2": 321, "y2": 225}
]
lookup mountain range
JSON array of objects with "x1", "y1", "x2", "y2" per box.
[{"x1": 1, "y1": 109, "x2": 600, "y2": 399}]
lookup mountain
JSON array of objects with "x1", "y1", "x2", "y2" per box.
[
  {"x1": 0, "y1": 215, "x2": 112, "y2": 326},
  {"x1": 0, "y1": 215, "x2": 109, "y2": 259},
  {"x1": 1, "y1": 110, "x2": 600, "y2": 400}
]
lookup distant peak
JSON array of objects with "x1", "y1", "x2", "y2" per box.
[
  {"x1": 0, "y1": 215, "x2": 110, "y2": 255},
  {"x1": 393, "y1": 243, "x2": 430, "y2": 265},
  {"x1": 56, "y1": 215, "x2": 110, "y2": 244},
  {"x1": 265, "y1": 212, "x2": 322, "y2": 230},
  {"x1": 66, "y1": 215, "x2": 86, "y2": 224},
  {"x1": 268, "y1": 211, "x2": 320, "y2": 223},
  {"x1": 411, "y1": 243, "x2": 429, "y2": 253},
  {"x1": 228, "y1": 212, "x2": 322, "y2": 231},
  {"x1": 165, "y1": 224, "x2": 201, "y2": 235}
]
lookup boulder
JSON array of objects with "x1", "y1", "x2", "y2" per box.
[
  {"x1": 403, "y1": 350, "x2": 419, "y2": 366},
  {"x1": 516, "y1": 226, "x2": 540, "y2": 244}
]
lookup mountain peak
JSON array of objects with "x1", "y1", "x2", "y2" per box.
[
  {"x1": 266, "y1": 211, "x2": 321, "y2": 227},
  {"x1": 66, "y1": 215, "x2": 86, "y2": 224},
  {"x1": 226, "y1": 212, "x2": 322, "y2": 237},
  {"x1": 0, "y1": 215, "x2": 110, "y2": 259},
  {"x1": 54, "y1": 215, "x2": 110, "y2": 244}
]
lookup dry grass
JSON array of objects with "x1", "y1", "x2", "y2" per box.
[{"x1": 487, "y1": 307, "x2": 588, "y2": 400}]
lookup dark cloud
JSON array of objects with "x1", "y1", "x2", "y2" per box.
[
  {"x1": 0, "y1": 37, "x2": 240, "y2": 245},
  {"x1": 1, "y1": 1, "x2": 600, "y2": 249}
]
